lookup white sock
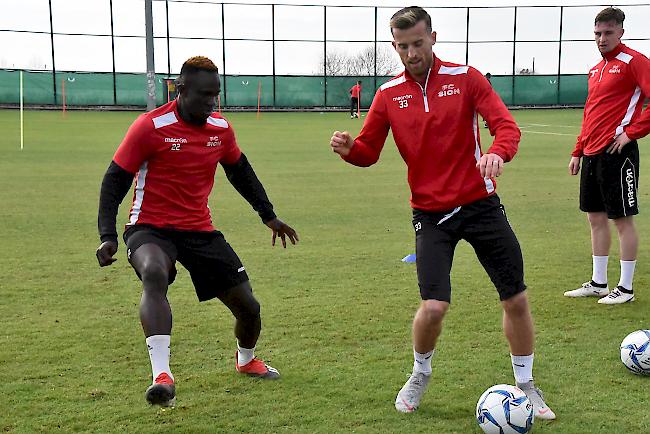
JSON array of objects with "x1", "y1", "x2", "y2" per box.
[
  {"x1": 237, "y1": 342, "x2": 255, "y2": 366},
  {"x1": 413, "y1": 349, "x2": 434, "y2": 375},
  {"x1": 618, "y1": 260, "x2": 636, "y2": 291},
  {"x1": 592, "y1": 255, "x2": 608, "y2": 285},
  {"x1": 511, "y1": 353, "x2": 534, "y2": 384},
  {"x1": 146, "y1": 335, "x2": 173, "y2": 383}
]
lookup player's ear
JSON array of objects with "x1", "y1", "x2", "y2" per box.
[
  {"x1": 431, "y1": 31, "x2": 437, "y2": 45},
  {"x1": 175, "y1": 77, "x2": 186, "y2": 95}
]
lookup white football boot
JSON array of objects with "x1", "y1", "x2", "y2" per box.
[
  {"x1": 395, "y1": 372, "x2": 430, "y2": 413},
  {"x1": 564, "y1": 281, "x2": 609, "y2": 298},
  {"x1": 516, "y1": 381, "x2": 556, "y2": 420},
  {"x1": 598, "y1": 286, "x2": 635, "y2": 304}
]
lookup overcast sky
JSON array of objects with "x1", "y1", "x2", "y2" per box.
[{"x1": 1, "y1": 0, "x2": 649, "y2": 76}]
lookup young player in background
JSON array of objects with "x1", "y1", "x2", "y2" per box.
[{"x1": 565, "y1": 7, "x2": 650, "y2": 304}]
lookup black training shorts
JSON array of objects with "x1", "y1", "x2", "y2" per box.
[
  {"x1": 580, "y1": 140, "x2": 639, "y2": 219},
  {"x1": 413, "y1": 194, "x2": 526, "y2": 303},
  {"x1": 123, "y1": 225, "x2": 249, "y2": 302}
]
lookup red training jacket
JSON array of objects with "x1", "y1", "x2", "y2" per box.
[
  {"x1": 343, "y1": 56, "x2": 521, "y2": 212},
  {"x1": 350, "y1": 84, "x2": 361, "y2": 98},
  {"x1": 573, "y1": 43, "x2": 650, "y2": 157}
]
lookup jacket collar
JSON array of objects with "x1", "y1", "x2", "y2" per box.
[
  {"x1": 403, "y1": 53, "x2": 437, "y2": 85},
  {"x1": 602, "y1": 43, "x2": 625, "y2": 61}
]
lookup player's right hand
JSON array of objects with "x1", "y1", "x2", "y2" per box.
[
  {"x1": 330, "y1": 131, "x2": 354, "y2": 157},
  {"x1": 568, "y1": 156, "x2": 581, "y2": 175},
  {"x1": 96, "y1": 241, "x2": 118, "y2": 267}
]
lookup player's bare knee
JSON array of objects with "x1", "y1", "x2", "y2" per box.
[
  {"x1": 419, "y1": 300, "x2": 449, "y2": 322},
  {"x1": 240, "y1": 298, "x2": 260, "y2": 321},
  {"x1": 501, "y1": 292, "x2": 529, "y2": 317},
  {"x1": 613, "y1": 216, "x2": 636, "y2": 232},
  {"x1": 139, "y1": 261, "x2": 169, "y2": 288},
  {"x1": 587, "y1": 212, "x2": 608, "y2": 227}
]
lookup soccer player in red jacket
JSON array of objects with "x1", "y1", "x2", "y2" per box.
[
  {"x1": 330, "y1": 7, "x2": 555, "y2": 418},
  {"x1": 349, "y1": 81, "x2": 362, "y2": 118},
  {"x1": 96, "y1": 56, "x2": 298, "y2": 407},
  {"x1": 565, "y1": 7, "x2": 650, "y2": 304}
]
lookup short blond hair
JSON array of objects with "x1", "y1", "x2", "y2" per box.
[{"x1": 390, "y1": 6, "x2": 432, "y2": 34}]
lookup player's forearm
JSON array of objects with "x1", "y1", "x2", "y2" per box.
[
  {"x1": 342, "y1": 140, "x2": 381, "y2": 167},
  {"x1": 98, "y1": 161, "x2": 134, "y2": 243},
  {"x1": 488, "y1": 120, "x2": 520, "y2": 162},
  {"x1": 625, "y1": 112, "x2": 650, "y2": 141},
  {"x1": 222, "y1": 153, "x2": 276, "y2": 223}
]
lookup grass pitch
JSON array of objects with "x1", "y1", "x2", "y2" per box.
[{"x1": 1, "y1": 108, "x2": 649, "y2": 433}]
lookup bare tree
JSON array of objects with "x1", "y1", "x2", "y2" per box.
[{"x1": 316, "y1": 45, "x2": 401, "y2": 76}]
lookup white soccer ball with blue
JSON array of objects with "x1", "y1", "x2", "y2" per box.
[
  {"x1": 476, "y1": 384, "x2": 534, "y2": 434},
  {"x1": 620, "y1": 330, "x2": 650, "y2": 375}
]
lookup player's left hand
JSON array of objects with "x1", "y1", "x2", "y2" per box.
[
  {"x1": 606, "y1": 132, "x2": 631, "y2": 154},
  {"x1": 476, "y1": 153, "x2": 504, "y2": 178},
  {"x1": 265, "y1": 218, "x2": 299, "y2": 248}
]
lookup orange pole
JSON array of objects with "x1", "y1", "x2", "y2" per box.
[
  {"x1": 61, "y1": 79, "x2": 66, "y2": 117},
  {"x1": 256, "y1": 81, "x2": 261, "y2": 119}
]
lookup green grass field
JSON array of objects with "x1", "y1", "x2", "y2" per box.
[{"x1": 1, "y1": 108, "x2": 649, "y2": 433}]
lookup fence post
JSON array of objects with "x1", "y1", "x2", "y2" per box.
[
  {"x1": 166, "y1": 0, "x2": 171, "y2": 78},
  {"x1": 557, "y1": 6, "x2": 564, "y2": 105},
  {"x1": 272, "y1": 4, "x2": 276, "y2": 108},
  {"x1": 511, "y1": 6, "x2": 517, "y2": 106},
  {"x1": 145, "y1": 0, "x2": 156, "y2": 111},
  {"x1": 221, "y1": 3, "x2": 227, "y2": 108},
  {"x1": 109, "y1": 0, "x2": 117, "y2": 105},
  {"x1": 323, "y1": 5, "x2": 327, "y2": 108},
  {"x1": 48, "y1": 0, "x2": 57, "y2": 105},
  {"x1": 465, "y1": 8, "x2": 470, "y2": 65}
]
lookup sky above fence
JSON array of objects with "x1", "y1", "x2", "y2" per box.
[{"x1": 2, "y1": 0, "x2": 649, "y2": 76}]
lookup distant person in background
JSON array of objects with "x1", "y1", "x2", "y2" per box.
[
  {"x1": 565, "y1": 7, "x2": 650, "y2": 304},
  {"x1": 350, "y1": 80, "x2": 362, "y2": 118},
  {"x1": 483, "y1": 73, "x2": 492, "y2": 128},
  {"x1": 96, "y1": 56, "x2": 298, "y2": 407},
  {"x1": 329, "y1": 6, "x2": 554, "y2": 419}
]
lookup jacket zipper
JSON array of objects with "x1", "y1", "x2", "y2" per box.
[
  {"x1": 417, "y1": 68, "x2": 431, "y2": 113},
  {"x1": 598, "y1": 60, "x2": 607, "y2": 82}
]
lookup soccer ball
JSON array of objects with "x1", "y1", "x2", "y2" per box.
[
  {"x1": 620, "y1": 330, "x2": 650, "y2": 375},
  {"x1": 476, "y1": 384, "x2": 534, "y2": 434}
]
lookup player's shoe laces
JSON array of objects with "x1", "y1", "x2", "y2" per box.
[
  {"x1": 235, "y1": 352, "x2": 280, "y2": 379},
  {"x1": 516, "y1": 381, "x2": 556, "y2": 420},
  {"x1": 145, "y1": 372, "x2": 176, "y2": 407},
  {"x1": 597, "y1": 286, "x2": 634, "y2": 304},
  {"x1": 394, "y1": 372, "x2": 431, "y2": 413},
  {"x1": 564, "y1": 281, "x2": 609, "y2": 298}
]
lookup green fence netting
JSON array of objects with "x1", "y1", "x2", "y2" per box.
[{"x1": 2, "y1": 69, "x2": 590, "y2": 108}]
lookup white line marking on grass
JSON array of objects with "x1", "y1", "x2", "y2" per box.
[
  {"x1": 520, "y1": 123, "x2": 578, "y2": 128},
  {"x1": 521, "y1": 130, "x2": 576, "y2": 136}
]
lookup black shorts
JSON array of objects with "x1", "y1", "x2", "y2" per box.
[
  {"x1": 123, "y1": 225, "x2": 249, "y2": 302},
  {"x1": 580, "y1": 140, "x2": 639, "y2": 219},
  {"x1": 413, "y1": 194, "x2": 526, "y2": 303}
]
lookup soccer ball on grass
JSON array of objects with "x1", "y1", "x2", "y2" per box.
[
  {"x1": 620, "y1": 330, "x2": 650, "y2": 375},
  {"x1": 476, "y1": 384, "x2": 534, "y2": 434}
]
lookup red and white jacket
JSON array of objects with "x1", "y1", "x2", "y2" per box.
[
  {"x1": 573, "y1": 43, "x2": 650, "y2": 157},
  {"x1": 343, "y1": 56, "x2": 520, "y2": 212}
]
